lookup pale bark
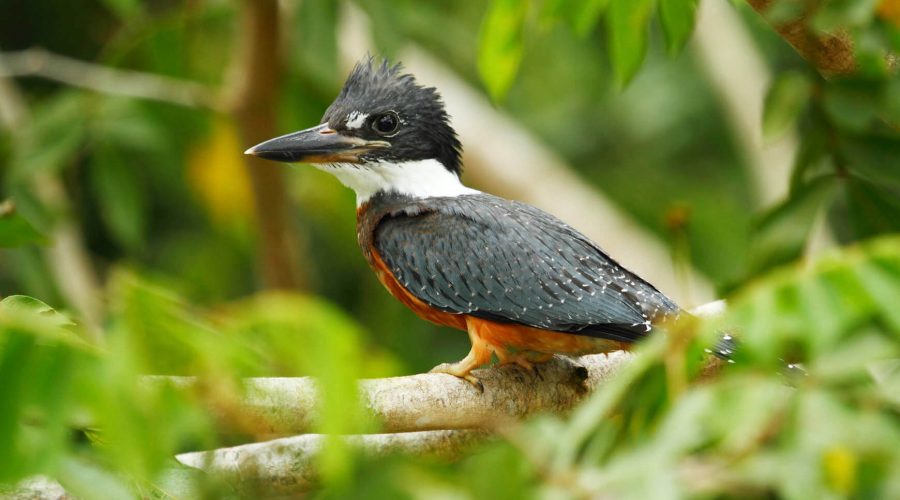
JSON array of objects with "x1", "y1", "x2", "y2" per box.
[
  {"x1": 176, "y1": 429, "x2": 490, "y2": 494},
  {"x1": 170, "y1": 352, "x2": 634, "y2": 495},
  {"x1": 150, "y1": 351, "x2": 634, "y2": 435},
  {"x1": 0, "y1": 48, "x2": 217, "y2": 109},
  {"x1": 2, "y1": 476, "x2": 69, "y2": 500}
]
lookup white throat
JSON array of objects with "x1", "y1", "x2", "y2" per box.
[{"x1": 315, "y1": 158, "x2": 479, "y2": 206}]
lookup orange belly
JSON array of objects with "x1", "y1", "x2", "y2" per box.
[
  {"x1": 369, "y1": 249, "x2": 467, "y2": 331},
  {"x1": 466, "y1": 316, "x2": 628, "y2": 355},
  {"x1": 369, "y1": 250, "x2": 627, "y2": 356}
]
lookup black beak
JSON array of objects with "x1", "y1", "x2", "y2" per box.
[{"x1": 244, "y1": 123, "x2": 389, "y2": 163}]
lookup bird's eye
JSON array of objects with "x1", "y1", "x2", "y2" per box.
[{"x1": 371, "y1": 112, "x2": 400, "y2": 135}]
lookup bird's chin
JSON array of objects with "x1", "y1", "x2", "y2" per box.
[{"x1": 294, "y1": 153, "x2": 365, "y2": 164}]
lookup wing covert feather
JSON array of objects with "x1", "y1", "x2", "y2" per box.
[{"x1": 374, "y1": 194, "x2": 679, "y2": 342}]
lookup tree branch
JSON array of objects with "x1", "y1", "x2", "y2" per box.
[
  {"x1": 225, "y1": 0, "x2": 305, "y2": 290},
  {"x1": 176, "y1": 429, "x2": 490, "y2": 494},
  {"x1": 151, "y1": 352, "x2": 634, "y2": 435},
  {"x1": 0, "y1": 47, "x2": 218, "y2": 109},
  {"x1": 745, "y1": 0, "x2": 872, "y2": 77}
]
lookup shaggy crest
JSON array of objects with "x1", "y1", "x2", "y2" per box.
[{"x1": 322, "y1": 57, "x2": 463, "y2": 174}]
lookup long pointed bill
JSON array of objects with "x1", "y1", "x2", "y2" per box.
[{"x1": 244, "y1": 123, "x2": 390, "y2": 163}]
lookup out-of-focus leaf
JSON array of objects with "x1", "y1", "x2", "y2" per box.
[
  {"x1": 824, "y1": 83, "x2": 879, "y2": 132},
  {"x1": 56, "y1": 457, "x2": 132, "y2": 500},
  {"x1": 855, "y1": 256, "x2": 900, "y2": 332},
  {"x1": 749, "y1": 175, "x2": 838, "y2": 275},
  {"x1": 0, "y1": 201, "x2": 46, "y2": 248},
  {"x1": 89, "y1": 145, "x2": 147, "y2": 251},
  {"x1": 220, "y1": 292, "x2": 376, "y2": 485},
  {"x1": 811, "y1": 0, "x2": 878, "y2": 33},
  {"x1": 659, "y1": 0, "x2": 698, "y2": 54},
  {"x1": 841, "y1": 134, "x2": 900, "y2": 189},
  {"x1": 0, "y1": 295, "x2": 75, "y2": 329},
  {"x1": 0, "y1": 296, "x2": 90, "y2": 350},
  {"x1": 721, "y1": 236, "x2": 900, "y2": 364},
  {"x1": 574, "y1": 0, "x2": 612, "y2": 36},
  {"x1": 884, "y1": 78, "x2": 900, "y2": 125},
  {"x1": 10, "y1": 93, "x2": 87, "y2": 180},
  {"x1": 539, "y1": 0, "x2": 609, "y2": 34},
  {"x1": 293, "y1": 0, "x2": 340, "y2": 89},
  {"x1": 0, "y1": 333, "x2": 35, "y2": 482},
  {"x1": 811, "y1": 334, "x2": 898, "y2": 382},
  {"x1": 538, "y1": 0, "x2": 610, "y2": 35},
  {"x1": 607, "y1": 0, "x2": 655, "y2": 87},
  {"x1": 843, "y1": 175, "x2": 900, "y2": 238},
  {"x1": 763, "y1": 71, "x2": 811, "y2": 140},
  {"x1": 94, "y1": 99, "x2": 167, "y2": 152},
  {"x1": 789, "y1": 125, "x2": 829, "y2": 193},
  {"x1": 97, "y1": 0, "x2": 141, "y2": 21},
  {"x1": 186, "y1": 118, "x2": 254, "y2": 226},
  {"x1": 478, "y1": 0, "x2": 528, "y2": 101},
  {"x1": 763, "y1": 0, "x2": 806, "y2": 24}
]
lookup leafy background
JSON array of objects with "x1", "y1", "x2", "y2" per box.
[{"x1": 0, "y1": 0, "x2": 898, "y2": 497}]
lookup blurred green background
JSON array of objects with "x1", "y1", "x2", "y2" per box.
[
  {"x1": 1, "y1": 0, "x2": 899, "y2": 497},
  {"x1": 0, "y1": 0, "x2": 780, "y2": 372}
]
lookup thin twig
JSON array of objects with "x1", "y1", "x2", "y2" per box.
[{"x1": 0, "y1": 47, "x2": 219, "y2": 109}]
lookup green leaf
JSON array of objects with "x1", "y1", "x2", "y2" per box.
[
  {"x1": 538, "y1": 0, "x2": 610, "y2": 35},
  {"x1": 658, "y1": 0, "x2": 698, "y2": 54},
  {"x1": 841, "y1": 134, "x2": 900, "y2": 189},
  {"x1": 722, "y1": 235, "x2": 900, "y2": 363},
  {"x1": 0, "y1": 295, "x2": 74, "y2": 329},
  {"x1": 763, "y1": 71, "x2": 812, "y2": 140},
  {"x1": 89, "y1": 145, "x2": 147, "y2": 251},
  {"x1": 293, "y1": 0, "x2": 340, "y2": 90},
  {"x1": 607, "y1": 0, "x2": 656, "y2": 87},
  {"x1": 810, "y1": 0, "x2": 878, "y2": 33},
  {"x1": 842, "y1": 175, "x2": 900, "y2": 239},
  {"x1": 0, "y1": 333, "x2": 35, "y2": 482},
  {"x1": 10, "y1": 93, "x2": 87, "y2": 181},
  {"x1": 749, "y1": 175, "x2": 838, "y2": 275},
  {"x1": 478, "y1": 0, "x2": 528, "y2": 101},
  {"x1": 824, "y1": 82, "x2": 879, "y2": 132},
  {"x1": 97, "y1": 0, "x2": 142, "y2": 20},
  {"x1": 0, "y1": 201, "x2": 46, "y2": 248},
  {"x1": 56, "y1": 456, "x2": 133, "y2": 500},
  {"x1": 574, "y1": 0, "x2": 612, "y2": 36}
]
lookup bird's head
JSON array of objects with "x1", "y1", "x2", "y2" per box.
[{"x1": 246, "y1": 58, "x2": 470, "y2": 204}]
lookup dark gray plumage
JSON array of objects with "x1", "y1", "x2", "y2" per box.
[{"x1": 372, "y1": 192, "x2": 681, "y2": 343}]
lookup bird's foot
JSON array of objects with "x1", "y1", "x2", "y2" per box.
[
  {"x1": 429, "y1": 362, "x2": 484, "y2": 392},
  {"x1": 497, "y1": 351, "x2": 554, "y2": 372}
]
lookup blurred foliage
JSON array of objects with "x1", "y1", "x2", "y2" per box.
[{"x1": 0, "y1": 0, "x2": 898, "y2": 497}]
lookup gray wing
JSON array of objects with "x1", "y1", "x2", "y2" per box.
[{"x1": 375, "y1": 194, "x2": 679, "y2": 342}]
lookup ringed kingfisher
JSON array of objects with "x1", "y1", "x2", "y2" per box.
[{"x1": 246, "y1": 58, "x2": 683, "y2": 388}]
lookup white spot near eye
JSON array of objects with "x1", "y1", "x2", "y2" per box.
[{"x1": 346, "y1": 111, "x2": 368, "y2": 129}]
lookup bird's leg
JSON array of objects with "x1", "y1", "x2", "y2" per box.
[
  {"x1": 496, "y1": 350, "x2": 555, "y2": 373},
  {"x1": 429, "y1": 319, "x2": 494, "y2": 391}
]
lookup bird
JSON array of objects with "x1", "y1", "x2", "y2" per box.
[{"x1": 245, "y1": 58, "x2": 682, "y2": 389}]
